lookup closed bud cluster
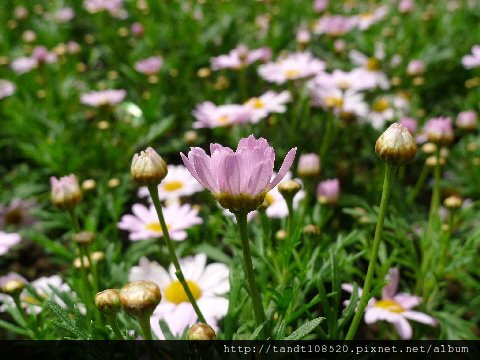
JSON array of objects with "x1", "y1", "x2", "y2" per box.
[
  {"x1": 119, "y1": 281, "x2": 161, "y2": 317},
  {"x1": 1, "y1": 279, "x2": 25, "y2": 297},
  {"x1": 95, "y1": 289, "x2": 121, "y2": 314},
  {"x1": 73, "y1": 231, "x2": 95, "y2": 247},
  {"x1": 375, "y1": 123, "x2": 417, "y2": 165},
  {"x1": 50, "y1": 174, "x2": 83, "y2": 209},
  {"x1": 131, "y1": 147, "x2": 168, "y2": 185},
  {"x1": 187, "y1": 323, "x2": 216, "y2": 340}
]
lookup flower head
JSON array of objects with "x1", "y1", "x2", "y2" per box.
[
  {"x1": 129, "y1": 254, "x2": 229, "y2": 339},
  {"x1": 316, "y1": 178, "x2": 340, "y2": 204},
  {"x1": 297, "y1": 153, "x2": 320, "y2": 177},
  {"x1": 462, "y1": 45, "x2": 480, "y2": 69},
  {"x1": 0, "y1": 232, "x2": 21, "y2": 256},
  {"x1": 187, "y1": 323, "x2": 216, "y2": 340},
  {"x1": 0, "y1": 80, "x2": 16, "y2": 99},
  {"x1": 120, "y1": 281, "x2": 161, "y2": 317},
  {"x1": 138, "y1": 165, "x2": 204, "y2": 201},
  {"x1": 192, "y1": 102, "x2": 252, "y2": 129},
  {"x1": 80, "y1": 89, "x2": 126, "y2": 107},
  {"x1": 423, "y1": 117, "x2": 454, "y2": 145},
  {"x1": 134, "y1": 56, "x2": 164, "y2": 75},
  {"x1": 342, "y1": 268, "x2": 436, "y2": 339},
  {"x1": 0, "y1": 198, "x2": 36, "y2": 229},
  {"x1": 258, "y1": 52, "x2": 325, "y2": 84},
  {"x1": 313, "y1": 15, "x2": 357, "y2": 37},
  {"x1": 375, "y1": 123, "x2": 417, "y2": 165},
  {"x1": 118, "y1": 203, "x2": 202, "y2": 241},
  {"x1": 211, "y1": 45, "x2": 271, "y2": 70},
  {"x1": 244, "y1": 91, "x2": 291, "y2": 124},
  {"x1": 131, "y1": 147, "x2": 168, "y2": 185},
  {"x1": 50, "y1": 174, "x2": 83, "y2": 209},
  {"x1": 181, "y1": 135, "x2": 296, "y2": 212},
  {"x1": 95, "y1": 289, "x2": 121, "y2": 314},
  {"x1": 456, "y1": 111, "x2": 477, "y2": 131}
]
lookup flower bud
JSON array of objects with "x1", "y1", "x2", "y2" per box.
[
  {"x1": 73, "y1": 231, "x2": 95, "y2": 247},
  {"x1": 91, "y1": 251, "x2": 105, "y2": 263},
  {"x1": 421, "y1": 142, "x2": 437, "y2": 154},
  {"x1": 119, "y1": 280, "x2": 161, "y2": 317},
  {"x1": 1, "y1": 279, "x2": 25, "y2": 297},
  {"x1": 444, "y1": 195, "x2": 463, "y2": 210},
  {"x1": 316, "y1": 179, "x2": 340, "y2": 205},
  {"x1": 187, "y1": 323, "x2": 216, "y2": 340},
  {"x1": 95, "y1": 289, "x2": 121, "y2": 314},
  {"x1": 278, "y1": 180, "x2": 302, "y2": 199},
  {"x1": 423, "y1": 117, "x2": 454, "y2": 145},
  {"x1": 50, "y1": 174, "x2": 83, "y2": 209},
  {"x1": 425, "y1": 156, "x2": 446, "y2": 167},
  {"x1": 275, "y1": 230, "x2": 287, "y2": 241},
  {"x1": 297, "y1": 153, "x2": 320, "y2": 177},
  {"x1": 375, "y1": 123, "x2": 417, "y2": 165},
  {"x1": 73, "y1": 255, "x2": 90, "y2": 269},
  {"x1": 131, "y1": 147, "x2": 168, "y2": 185},
  {"x1": 303, "y1": 224, "x2": 320, "y2": 236},
  {"x1": 456, "y1": 111, "x2": 477, "y2": 131},
  {"x1": 82, "y1": 179, "x2": 96, "y2": 191}
]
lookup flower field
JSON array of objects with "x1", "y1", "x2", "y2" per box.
[{"x1": 1, "y1": 0, "x2": 480, "y2": 342}]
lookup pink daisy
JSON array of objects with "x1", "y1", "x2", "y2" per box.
[{"x1": 192, "y1": 102, "x2": 252, "y2": 128}]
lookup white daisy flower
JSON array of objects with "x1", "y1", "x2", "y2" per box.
[
  {"x1": 138, "y1": 165, "x2": 204, "y2": 201},
  {"x1": 129, "y1": 254, "x2": 229, "y2": 339}
]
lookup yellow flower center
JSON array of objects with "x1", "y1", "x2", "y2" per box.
[
  {"x1": 359, "y1": 12, "x2": 373, "y2": 21},
  {"x1": 372, "y1": 98, "x2": 390, "y2": 112},
  {"x1": 285, "y1": 69, "x2": 300, "y2": 79},
  {"x1": 22, "y1": 295, "x2": 42, "y2": 306},
  {"x1": 324, "y1": 96, "x2": 343, "y2": 109},
  {"x1": 163, "y1": 180, "x2": 184, "y2": 192},
  {"x1": 375, "y1": 299, "x2": 405, "y2": 313},
  {"x1": 164, "y1": 280, "x2": 202, "y2": 304},
  {"x1": 366, "y1": 57, "x2": 380, "y2": 71},
  {"x1": 145, "y1": 223, "x2": 171, "y2": 233},
  {"x1": 264, "y1": 193, "x2": 275, "y2": 205},
  {"x1": 217, "y1": 115, "x2": 230, "y2": 124},
  {"x1": 248, "y1": 97, "x2": 265, "y2": 109}
]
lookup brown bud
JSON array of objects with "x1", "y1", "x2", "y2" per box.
[
  {"x1": 187, "y1": 323, "x2": 216, "y2": 340},
  {"x1": 119, "y1": 281, "x2": 161, "y2": 317},
  {"x1": 131, "y1": 147, "x2": 168, "y2": 185},
  {"x1": 375, "y1": 123, "x2": 417, "y2": 165},
  {"x1": 95, "y1": 289, "x2": 121, "y2": 314},
  {"x1": 73, "y1": 231, "x2": 95, "y2": 247}
]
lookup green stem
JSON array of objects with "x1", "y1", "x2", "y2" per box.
[
  {"x1": 234, "y1": 211, "x2": 268, "y2": 340},
  {"x1": 407, "y1": 163, "x2": 430, "y2": 204},
  {"x1": 285, "y1": 196, "x2": 295, "y2": 237},
  {"x1": 12, "y1": 295, "x2": 40, "y2": 339},
  {"x1": 345, "y1": 164, "x2": 396, "y2": 340},
  {"x1": 319, "y1": 114, "x2": 335, "y2": 170},
  {"x1": 138, "y1": 313, "x2": 153, "y2": 340},
  {"x1": 147, "y1": 185, "x2": 207, "y2": 324},
  {"x1": 69, "y1": 208, "x2": 81, "y2": 233},
  {"x1": 105, "y1": 313, "x2": 125, "y2": 340}
]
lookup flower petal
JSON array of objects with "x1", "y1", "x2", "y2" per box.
[
  {"x1": 403, "y1": 311, "x2": 437, "y2": 326},
  {"x1": 393, "y1": 317, "x2": 412, "y2": 339},
  {"x1": 268, "y1": 147, "x2": 297, "y2": 190}
]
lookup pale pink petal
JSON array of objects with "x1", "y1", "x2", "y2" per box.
[
  {"x1": 268, "y1": 148, "x2": 297, "y2": 190},
  {"x1": 393, "y1": 317, "x2": 412, "y2": 339},
  {"x1": 394, "y1": 293, "x2": 421, "y2": 309},
  {"x1": 382, "y1": 267, "x2": 399, "y2": 299},
  {"x1": 403, "y1": 311, "x2": 437, "y2": 326}
]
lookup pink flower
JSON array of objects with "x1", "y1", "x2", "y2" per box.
[
  {"x1": 313, "y1": 0, "x2": 329, "y2": 12},
  {"x1": 310, "y1": 69, "x2": 376, "y2": 92},
  {"x1": 181, "y1": 135, "x2": 296, "y2": 212},
  {"x1": 424, "y1": 117, "x2": 454, "y2": 145},
  {"x1": 399, "y1": 117, "x2": 418, "y2": 134},
  {"x1": 0, "y1": 80, "x2": 16, "y2": 99},
  {"x1": 244, "y1": 91, "x2": 291, "y2": 123},
  {"x1": 258, "y1": 52, "x2": 325, "y2": 84},
  {"x1": 131, "y1": 22, "x2": 144, "y2": 37},
  {"x1": 47, "y1": 7, "x2": 75, "y2": 22},
  {"x1": 192, "y1": 102, "x2": 252, "y2": 128},
  {"x1": 313, "y1": 15, "x2": 357, "y2": 36},
  {"x1": 407, "y1": 60, "x2": 425, "y2": 76},
  {"x1": 297, "y1": 153, "x2": 320, "y2": 177},
  {"x1": 67, "y1": 41, "x2": 81, "y2": 54},
  {"x1": 50, "y1": 174, "x2": 83, "y2": 209},
  {"x1": 80, "y1": 89, "x2": 126, "y2": 107},
  {"x1": 84, "y1": 0, "x2": 125, "y2": 17},
  {"x1": 134, "y1": 56, "x2": 164, "y2": 75},
  {"x1": 32, "y1": 46, "x2": 57, "y2": 64},
  {"x1": 462, "y1": 45, "x2": 480, "y2": 69},
  {"x1": 316, "y1": 178, "x2": 340, "y2": 204},
  {"x1": 118, "y1": 203, "x2": 202, "y2": 241},
  {"x1": 355, "y1": 6, "x2": 388, "y2": 31},
  {"x1": 211, "y1": 45, "x2": 271, "y2": 71},
  {"x1": 0, "y1": 232, "x2": 21, "y2": 256},
  {"x1": 456, "y1": 110, "x2": 477, "y2": 130},
  {"x1": 11, "y1": 57, "x2": 38, "y2": 74},
  {"x1": 398, "y1": 0, "x2": 415, "y2": 13},
  {"x1": 342, "y1": 268, "x2": 436, "y2": 339}
]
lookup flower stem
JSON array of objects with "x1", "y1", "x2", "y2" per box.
[
  {"x1": 147, "y1": 185, "x2": 207, "y2": 324},
  {"x1": 234, "y1": 211, "x2": 268, "y2": 340},
  {"x1": 138, "y1": 313, "x2": 153, "y2": 340},
  {"x1": 105, "y1": 313, "x2": 125, "y2": 340},
  {"x1": 407, "y1": 163, "x2": 430, "y2": 204},
  {"x1": 319, "y1": 113, "x2": 335, "y2": 170},
  {"x1": 345, "y1": 164, "x2": 396, "y2": 340}
]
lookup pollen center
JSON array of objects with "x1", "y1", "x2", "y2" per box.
[
  {"x1": 324, "y1": 96, "x2": 343, "y2": 109},
  {"x1": 163, "y1": 180, "x2": 184, "y2": 191},
  {"x1": 375, "y1": 299, "x2": 405, "y2": 313},
  {"x1": 285, "y1": 69, "x2": 300, "y2": 79},
  {"x1": 164, "y1": 280, "x2": 202, "y2": 304},
  {"x1": 217, "y1": 115, "x2": 230, "y2": 124},
  {"x1": 145, "y1": 223, "x2": 170, "y2": 233},
  {"x1": 372, "y1": 98, "x2": 390, "y2": 112},
  {"x1": 248, "y1": 97, "x2": 265, "y2": 109},
  {"x1": 366, "y1": 57, "x2": 380, "y2": 71},
  {"x1": 264, "y1": 193, "x2": 275, "y2": 205}
]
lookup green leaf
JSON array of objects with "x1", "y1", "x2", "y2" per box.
[
  {"x1": 158, "y1": 319, "x2": 175, "y2": 340},
  {"x1": 0, "y1": 318, "x2": 30, "y2": 337},
  {"x1": 284, "y1": 317, "x2": 324, "y2": 340}
]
